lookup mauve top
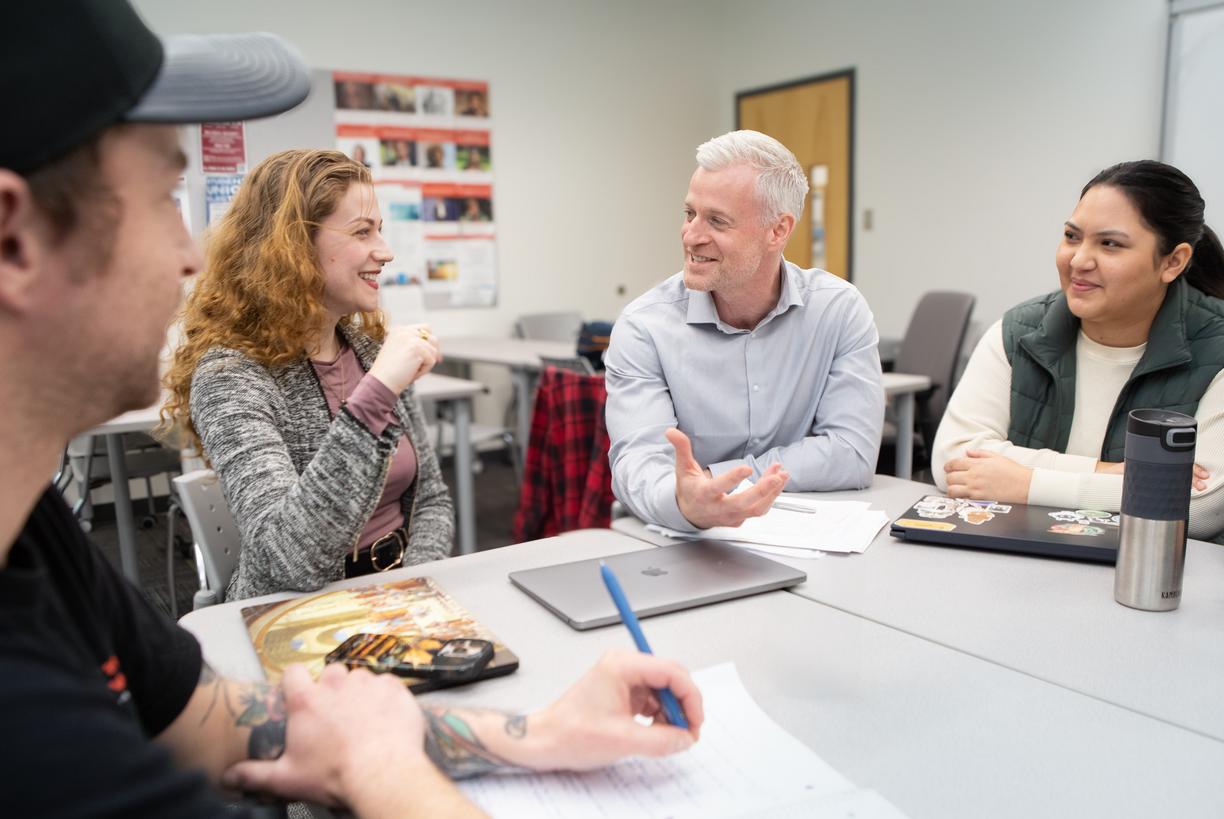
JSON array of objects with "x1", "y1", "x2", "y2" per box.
[{"x1": 310, "y1": 342, "x2": 418, "y2": 550}]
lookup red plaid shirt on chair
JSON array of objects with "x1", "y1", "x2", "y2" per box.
[{"x1": 512, "y1": 367, "x2": 615, "y2": 542}]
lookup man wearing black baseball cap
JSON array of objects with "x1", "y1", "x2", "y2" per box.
[
  {"x1": 0, "y1": 2, "x2": 484, "y2": 816},
  {"x1": 0, "y1": 3, "x2": 704, "y2": 817}
]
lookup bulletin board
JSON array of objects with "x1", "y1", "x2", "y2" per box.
[
  {"x1": 175, "y1": 68, "x2": 497, "y2": 315},
  {"x1": 332, "y1": 72, "x2": 497, "y2": 309}
]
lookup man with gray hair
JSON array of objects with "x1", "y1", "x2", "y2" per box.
[{"x1": 605, "y1": 130, "x2": 884, "y2": 531}]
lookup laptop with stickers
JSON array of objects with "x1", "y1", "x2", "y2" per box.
[{"x1": 890, "y1": 495, "x2": 1120, "y2": 563}]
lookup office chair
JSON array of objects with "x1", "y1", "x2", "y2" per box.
[
  {"x1": 514, "y1": 311, "x2": 584, "y2": 343},
  {"x1": 880, "y1": 291, "x2": 976, "y2": 476},
  {"x1": 172, "y1": 469, "x2": 241, "y2": 611}
]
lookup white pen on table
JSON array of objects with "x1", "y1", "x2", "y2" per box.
[{"x1": 771, "y1": 500, "x2": 817, "y2": 514}]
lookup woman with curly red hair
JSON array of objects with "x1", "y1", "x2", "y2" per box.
[{"x1": 162, "y1": 149, "x2": 453, "y2": 600}]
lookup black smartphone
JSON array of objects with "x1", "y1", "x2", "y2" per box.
[{"x1": 324, "y1": 633, "x2": 494, "y2": 683}]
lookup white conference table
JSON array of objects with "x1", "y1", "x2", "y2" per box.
[
  {"x1": 180, "y1": 529, "x2": 1224, "y2": 818},
  {"x1": 442, "y1": 335, "x2": 931, "y2": 479},
  {"x1": 82, "y1": 404, "x2": 164, "y2": 582},
  {"x1": 83, "y1": 372, "x2": 487, "y2": 585},
  {"x1": 415, "y1": 373, "x2": 485, "y2": 556},
  {"x1": 615, "y1": 475, "x2": 1224, "y2": 743},
  {"x1": 441, "y1": 336, "x2": 579, "y2": 457}
]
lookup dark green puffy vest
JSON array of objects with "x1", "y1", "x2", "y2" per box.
[{"x1": 1001, "y1": 277, "x2": 1224, "y2": 462}]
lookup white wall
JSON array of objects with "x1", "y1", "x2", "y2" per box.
[
  {"x1": 136, "y1": 0, "x2": 1173, "y2": 345},
  {"x1": 710, "y1": 0, "x2": 1170, "y2": 338}
]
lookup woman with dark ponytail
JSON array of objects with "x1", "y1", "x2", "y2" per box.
[
  {"x1": 932, "y1": 160, "x2": 1224, "y2": 540},
  {"x1": 1086, "y1": 161, "x2": 1224, "y2": 298}
]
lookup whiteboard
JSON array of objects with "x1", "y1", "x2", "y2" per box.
[{"x1": 1163, "y1": 1, "x2": 1224, "y2": 228}]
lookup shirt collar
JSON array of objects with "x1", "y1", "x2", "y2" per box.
[
  {"x1": 685, "y1": 289, "x2": 721, "y2": 325},
  {"x1": 775, "y1": 259, "x2": 806, "y2": 314},
  {"x1": 685, "y1": 259, "x2": 803, "y2": 332}
]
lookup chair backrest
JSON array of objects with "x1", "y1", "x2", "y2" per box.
[
  {"x1": 172, "y1": 469, "x2": 240, "y2": 605},
  {"x1": 540, "y1": 355, "x2": 596, "y2": 375},
  {"x1": 515, "y1": 311, "x2": 584, "y2": 343},
  {"x1": 894, "y1": 291, "x2": 976, "y2": 438}
]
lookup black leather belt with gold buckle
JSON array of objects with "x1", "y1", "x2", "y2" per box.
[{"x1": 368, "y1": 527, "x2": 408, "y2": 572}]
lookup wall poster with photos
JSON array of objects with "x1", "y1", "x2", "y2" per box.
[{"x1": 333, "y1": 71, "x2": 495, "y2": 309}]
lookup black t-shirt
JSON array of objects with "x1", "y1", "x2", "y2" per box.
[{"x1": 0, "y1": 487, "x2": 242, "y2": 816}]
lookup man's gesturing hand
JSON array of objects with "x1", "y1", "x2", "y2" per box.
[{"x1": 666, "y1": 428, "x2": 788, "y2": 530}]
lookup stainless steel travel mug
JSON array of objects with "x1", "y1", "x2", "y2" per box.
[{"x1": 1114, "y1": 409, "x2": 1197, "y2": 611}]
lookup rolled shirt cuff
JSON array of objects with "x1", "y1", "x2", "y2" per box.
[
  {"x1": 345, "y1": 374, "x2": 400, "y2": 437},
  {"x1": 707, "y1": 458, "x2": 747, "y2": 480}
]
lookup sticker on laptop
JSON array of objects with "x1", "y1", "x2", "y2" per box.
[
  {"x1": 1048, "y1": 523, "x2": 1107, "y2": 537},
  {"x1": 914, "y1": 497, "x2": 958, "y2": 519},
  {"x1": 957, "y1": 508, "x2": 994, "y2": 525},
  {"x1": 896, "y1": 518, "x2": 957, "y2": 532},
  {"x1": 1048, "y1": 509, "x2": 1120, "y2": 527},
  {"x1": 913, "y1": 496, "x2": 1014, "y2": 522}
]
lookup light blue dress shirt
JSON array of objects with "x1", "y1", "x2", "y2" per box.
[{"x1": 605, "y1": 260, "x2": 884, "y2": 531}]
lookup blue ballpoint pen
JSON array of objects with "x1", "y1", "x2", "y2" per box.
[{"x1": 599, "y1": 561, "x2": 690, "y2": 729}]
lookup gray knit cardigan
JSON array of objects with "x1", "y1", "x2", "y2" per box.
[{"x1": 190, "y1": 323, "x2": 454, "y2": 601}]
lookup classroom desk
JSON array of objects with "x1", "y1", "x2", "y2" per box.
[
  {"x1": 441, "y1": 336, "x2": 579, "y2": 458},
  {"x1": 877, "y1": 335, "x2": 902, "y2": 369},
  {"x1": 82, "y1": 404, "x2": 164, "y2": 583},
  {"x1": 615, "y1": 475, "x2": 1224, "y2": 742},
  {"x1": 881, "y1": 372, "x2": 930, "y2": 478},
  {"x1": 85, "y1": 372, "x2": 486, "y2": 584},
  {"x1": 181, "y1": 529, "x2": 1224, "y2": 818},
  {"x1": 415, "y1": 373, "x2": 486, "y2": 555}
]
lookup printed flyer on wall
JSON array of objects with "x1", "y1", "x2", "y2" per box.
[
  {"x1": 200, "y1": 122, "x2": 246, "y2": 174},
  {"x1": 333, "y1": 71, "x2": 495, "y2": 310},
  {"x1": 205, "y1": 173, "x2": 245, "y2": 226}
]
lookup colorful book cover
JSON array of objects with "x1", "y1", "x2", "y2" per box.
[{"x1": 241, "y1": 576, "x2": 518, "y2": 691}]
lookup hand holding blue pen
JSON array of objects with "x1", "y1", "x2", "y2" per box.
[{"x1": 599, "y1": 562, "x2": 690, "y2": 729}]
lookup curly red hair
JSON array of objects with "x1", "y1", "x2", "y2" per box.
[{"x1": 160, "y1": 149, "x2": 387, "y2": 451}]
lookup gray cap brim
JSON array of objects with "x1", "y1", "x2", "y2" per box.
[{"x1": 125, "y1": 32, "x2": 310, "y2": 123}]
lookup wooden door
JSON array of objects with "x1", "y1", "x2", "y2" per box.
[{"x1": 737, "y1": 69, "x2": 854, "y2": 280}]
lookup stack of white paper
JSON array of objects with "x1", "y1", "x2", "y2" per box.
[
  {"x1": 458, "y1": 663, "x2": 909, "y2": 818},
  {"x1": 646, "y1": 492, "x2": 889, "y2": 558}
]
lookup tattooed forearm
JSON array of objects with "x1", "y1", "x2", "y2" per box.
[
  {"x1": 172, "y1": 665, "x2": 286, "y2": 779},
  {"x1": 237, "y1": 682, "x2": 286, "y2": 760},
  {"x1": 422, "y1": 707, "x2": 528, "y2": 779}
]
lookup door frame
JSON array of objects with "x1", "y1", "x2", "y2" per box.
[{"x1": 735, "y1": 67, "x2": 856, "y2": 281}]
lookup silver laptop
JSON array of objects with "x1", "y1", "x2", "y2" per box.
[{"x1": 508, "y1": 540, "x2": 807, "y2": 630}]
